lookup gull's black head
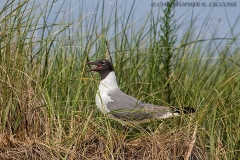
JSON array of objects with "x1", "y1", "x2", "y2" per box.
[{"x1": 86, "y1": 59, "x2": 114, "y2": 80}]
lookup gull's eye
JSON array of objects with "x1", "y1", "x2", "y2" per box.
[{"x1": 101, "y1": 61, "x2": 106, "y2": 65}]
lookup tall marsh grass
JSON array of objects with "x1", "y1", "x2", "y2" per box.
[{"x1": 0, "y1": 0, "x2": 239, "y2": 159}]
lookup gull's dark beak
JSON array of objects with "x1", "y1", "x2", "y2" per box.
[{"x1": 85, "y1": 61, "x2": 100, "y2": 72}]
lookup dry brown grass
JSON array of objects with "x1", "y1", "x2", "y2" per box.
[
  {"x1": 73, "y1": 126, "x2": 206, "y2": 160},
  {"x1": 0, "y1": 135, "x2": 59, "y2": 160},
  {"x1": 0, "y1": 123, "x2": 206, "y2": 160}
]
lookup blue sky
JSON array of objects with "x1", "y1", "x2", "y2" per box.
[
  {"x1": 1, "y1": 0, "x2": 239, "y2": 45},
  {"x1": 50, "y1": 0, "x2": 239, "y2": 40}
]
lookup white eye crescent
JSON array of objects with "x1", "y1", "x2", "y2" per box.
[{"x1": 102, "y1": 61, "x2": 106, "y2": 65}]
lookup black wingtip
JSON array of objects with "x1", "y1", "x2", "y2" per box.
[
  {"x1": 174, "y1": 107, "x2": 195, "y2": 114},
  {"x1": 183, "y1": 107, "x2": 195, "y2": 114}
]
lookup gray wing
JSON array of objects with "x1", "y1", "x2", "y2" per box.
[{"x1": 107, "y1": 89, "x2": 173, "y2": 121}]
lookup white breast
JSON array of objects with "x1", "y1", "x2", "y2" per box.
[{"x1": 95, "y1": 71, "x2": 119, "y2": 114}]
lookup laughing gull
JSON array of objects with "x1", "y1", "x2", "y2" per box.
[{"x1": 86, "y1": 59, "x2": 195, "y2": 124}]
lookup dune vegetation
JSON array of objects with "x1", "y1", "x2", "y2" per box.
[{"x1": 0, "y1": 0, "x2": 239, "y2": 159}]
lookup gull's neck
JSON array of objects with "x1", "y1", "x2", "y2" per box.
[{"x1": 99, "y1": 71, "x2": 119, "y2": 90}]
